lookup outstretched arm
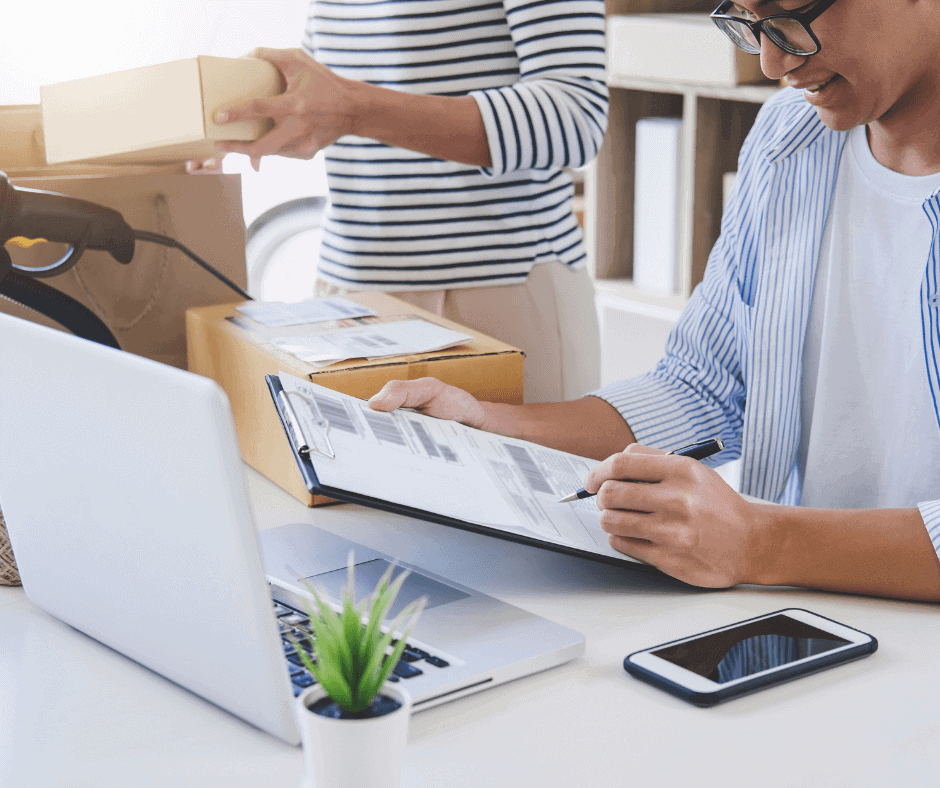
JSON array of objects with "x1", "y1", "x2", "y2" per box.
[
  {"x1": 215, "y1": 48, "x2": 491, "y2": 169},
  {"x1": 215, "y1": 0, "x2": 607, "y2": 171},
  {"x1": 368, "y1": 377, "x2": 635, "y2": 460}
]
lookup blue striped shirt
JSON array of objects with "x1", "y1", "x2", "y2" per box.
[
  {"x1": 593, "y1": 87, "x2": 940, "y2": 558},
  {"x1": 303, "y1": 0, "x2": 608, "y2": 290}
]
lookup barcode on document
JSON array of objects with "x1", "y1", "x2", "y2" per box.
[
  {"x1": 409, "y1": 421, "x2": 440, "y2": 458},
  {"x1": 312, "y1": 393, "x2": 357, "y2": 434},
  {"x1": 353, "y1": 333, "x2": 397, "y2": 350},
  {"x1": 362, "y1": 410, "x2": 407, "y2": 446},
  {"x1": 504, "y1": 444, "x2": 553, "y2": 495},
  {"x1": 327, "y1": 299, "x2": 365, "y2": 317}
]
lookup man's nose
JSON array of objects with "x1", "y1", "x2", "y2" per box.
[{"x1": 759, "y1": 35, "x2": 807, "y2": 80}]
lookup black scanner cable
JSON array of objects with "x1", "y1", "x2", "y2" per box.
[
  {"x1": 132, "y1": 229, "x2": 251, "y2": 302},
  {"x1": 0, "y1": 259, "x2": 122, "y2": 350}
]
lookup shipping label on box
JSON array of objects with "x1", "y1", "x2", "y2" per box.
[
  {"x1": 40, "y1": 56, "x2": 282, "y2": 165},
  {"x1": 607, "y1": 14, "x2": 772, "y2": 86},
  {"x1": 187, "y1": 293, "x2": 525, "y2": 506}
]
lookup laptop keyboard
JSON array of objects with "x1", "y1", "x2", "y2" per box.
[{"x1": 273, "y1": 600, "x2": 450, "y2": 697}]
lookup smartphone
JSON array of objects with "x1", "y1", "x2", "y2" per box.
[{"x1": 623, "y1": 608, "x2": 877, "y2": 706}]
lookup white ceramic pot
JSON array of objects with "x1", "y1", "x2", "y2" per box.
[{"x1": 295, "y1": 682, "x2": 411, "y2": 788}]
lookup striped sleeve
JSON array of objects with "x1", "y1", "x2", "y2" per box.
[
  {"x1": 470, "y1": 0, "x2": 609, "y2": 176},
  {"x1": 588, "y1": 91, "x2": 791, "y2": 460},
  {"x1": 589, "y1": 241, "x2": 749, "y2": 464},
  {"x1": 921, "y1": 196, "x2": 940, "y2": 559},
  {"x1": 920, "y1": 500, "x2": 940, "y2": 555}
]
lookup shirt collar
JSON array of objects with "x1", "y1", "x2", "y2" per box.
[{"x1": 765, "y1": 88, "x2": 844, "y2": 163}]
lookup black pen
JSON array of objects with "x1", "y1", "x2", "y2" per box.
[{"x1": 558, "y1": 438, "x2": 725, "y2": 502}]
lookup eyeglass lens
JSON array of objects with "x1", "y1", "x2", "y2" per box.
[
  {"x1": 763, "y1": 17, "x2": 817, "y2": 53},
  {"x1": 714, "y1": 18, "x2": 761, "y2": 53},
  {"x1": 715, "y1": 13, "x2": 818, "y2": 56}
]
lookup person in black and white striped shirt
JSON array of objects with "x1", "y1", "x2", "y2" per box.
[{"x1": 216, "y1": 0, "x2": 609, "y2": 402}]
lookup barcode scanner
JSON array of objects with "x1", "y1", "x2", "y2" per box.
[
  {"x1": 0, "y1": 171, "x2": 136, "y2": 278},
  {"x1": 0, "y1": 170, "x2": 250, "y2": 349}
]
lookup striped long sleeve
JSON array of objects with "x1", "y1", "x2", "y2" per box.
[
  {"x1": 470, "y1": 0, "x2": 609, "y2": 176},
  {"x1": 304, "y1": 0, "x2": 608, "y2": 291}
]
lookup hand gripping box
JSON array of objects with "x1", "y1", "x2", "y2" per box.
[
  {"x1": 186, "y1": 293, "x2": 525, "y2": 506},
  {"x1": 40, "y1": 56, "x2": 282, "y2": 165}
]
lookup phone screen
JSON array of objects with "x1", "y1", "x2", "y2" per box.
[{"x1": 652, "y1": 614, "x2": 850, "y2": 684}]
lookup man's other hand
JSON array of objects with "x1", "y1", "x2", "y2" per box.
[{"x1": 368, "y1": 378, "x2": 491, "y2": 431}]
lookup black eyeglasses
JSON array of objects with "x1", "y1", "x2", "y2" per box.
[{"x1": 710, "y1": 0, "x2": 840, "y2": 57}]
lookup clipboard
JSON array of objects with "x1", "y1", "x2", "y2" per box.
[{"x1": 266, "y1": 374, "x2": 663, "y2": 574}]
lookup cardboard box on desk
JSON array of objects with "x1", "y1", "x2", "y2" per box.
[
  {"x1": 0, "y1": 172, "x2": 248, "y2": 369},
  {"x1": 608, "y1": 14, "x2": 772, "y2": 86},
  {"x1": 40, "y1": 56, "x2": 282, "y2": 165},
  {"x1": 186, "y1": 294, "x2": 525, "y2": 507}
]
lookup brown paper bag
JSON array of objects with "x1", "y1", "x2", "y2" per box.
[{"x1": 2, "y1": 172, "x2": 248, "y2": 369}]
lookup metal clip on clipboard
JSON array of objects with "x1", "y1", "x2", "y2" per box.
[{"x1": 276, "y1": 390, "x2": 335, "y2": 460}]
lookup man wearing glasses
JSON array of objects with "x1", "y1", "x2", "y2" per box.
[{"x1": 368, "y1": 0, "x2": 940, "y2": 602}]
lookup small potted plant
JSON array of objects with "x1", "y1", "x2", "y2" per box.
[{"x1": 291, "y1": 553, "x2": 426, "y2": 788}]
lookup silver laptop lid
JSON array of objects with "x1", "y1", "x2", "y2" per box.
[{"x1": 0, "y1": 315, "x2": 298, "y2": 744}]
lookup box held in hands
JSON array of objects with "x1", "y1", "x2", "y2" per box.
[{"x1": 40, "y1": 56, "x2": 282, "y2": 165}]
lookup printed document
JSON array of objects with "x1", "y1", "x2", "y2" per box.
[
  {"x1": 272, "y1": 319, "x2": 473, "y2": 367},
  {"x1": 278, "y1": 372, "x2": 637, "y2": 563},
  {"x1": 237, "y1": 297, "x2": 376, "y2": 327}
]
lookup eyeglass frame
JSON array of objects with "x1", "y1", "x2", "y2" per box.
[{"x1": 709, "y1": 0, "x2": 841, "y2": 57}]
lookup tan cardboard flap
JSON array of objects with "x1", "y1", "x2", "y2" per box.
[
  {"x1": 0, "y1": 105, "x2": 46, "y2": 170},
  {"x1": 0, "y1": 106, "x2": 188, "y2": 174},
  {"x1": 199, "y1": 56, "x2": 283, "y2": 142}
]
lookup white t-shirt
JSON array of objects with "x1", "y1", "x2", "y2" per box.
[{"x1": 799, "y1": 125, "x2": 940, "y2": 509}]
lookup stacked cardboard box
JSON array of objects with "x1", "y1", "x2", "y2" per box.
[{"x1": 608, "y1": 13, "x2": 771, "y2": 86}]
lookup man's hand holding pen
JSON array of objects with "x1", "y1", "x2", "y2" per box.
[
  {"x1": 559, "y1": 438, "x2": 724, "y2": 501},
  {"x1": 582, "y1": 442, "x2": 771, "y2": 589}
]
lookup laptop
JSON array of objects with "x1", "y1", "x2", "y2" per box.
[{"x1": 0, "y1": 313, "x2": 584, "y2": 745}]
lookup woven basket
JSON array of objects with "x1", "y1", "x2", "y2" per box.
[{"x1": 0, "y1": 506, "x2": 21, "y2": 586}]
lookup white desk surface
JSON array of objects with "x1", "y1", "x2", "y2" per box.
[{"x1": 1, "y1": 467, "x2": 936, "y2": 787}]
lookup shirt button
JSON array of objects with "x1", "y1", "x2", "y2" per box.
[{"x1": 930, "y1": 293, "x2": 940, "y2": 307}]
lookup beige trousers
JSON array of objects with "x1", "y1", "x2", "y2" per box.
[{"x1": 315, "y1": 262, "x2": 600, "y2": 403}]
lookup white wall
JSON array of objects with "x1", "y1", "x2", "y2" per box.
[
  {"x1": 1, "y1": 1, "x2": 310, "y2": 105},
  {"x1": 2, "y1": 0, "x2": 329, "y2": 257}
]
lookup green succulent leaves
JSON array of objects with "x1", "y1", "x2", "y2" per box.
[{"x1": 292, "y1": 552, "x2": 427, "y2": 714}]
